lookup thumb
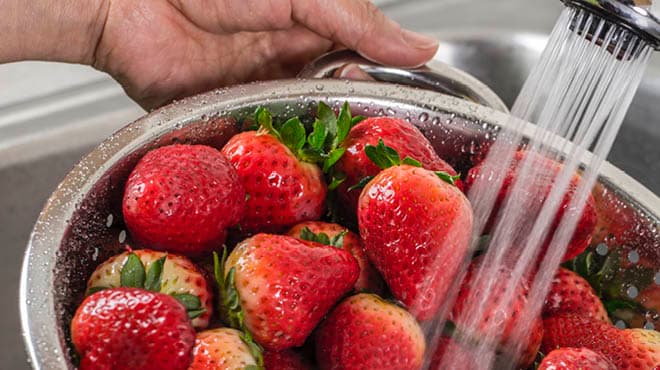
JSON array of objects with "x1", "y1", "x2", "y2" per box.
[{"x1": 292, "y1": 0, "x2": 438, "y2": 67}]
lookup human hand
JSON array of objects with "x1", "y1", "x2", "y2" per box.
[{"x1": 2, "y1": 0, "x2": 438, "y2": 110}]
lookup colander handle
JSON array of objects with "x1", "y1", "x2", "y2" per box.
[{"x1": 298, "y1": 49, "x2": 509, "y2": 113}]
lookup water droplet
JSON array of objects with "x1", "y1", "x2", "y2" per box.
[
  {"x1": 419, "y1": 112, "x2": 429, "y2": 122},
  {"x1": 626, "y1": 285, "x2": 639, "y2": 299},
  {"x1": 644, "y1": 321, "x2": 655, "y2": 330},
  {"x1": 386, "y1": 108, "x2": 396, "y2": 116},
  {"x1": 654, "y1": 271, "x2": 660, "y2": 285},
  {"x1": 615, "y1": 320, "x2": 627, "y2": 329},
  {"x1": 106, "y1": 214, "x2": 114, "y2": 228},
  {"x1": 596, "y1": 243, "x2": 609, "y2": 256},
  {"x1": 315, "y1": 84, "x2": 324, "y2": 91},
  {"x1": 118, "y1": 230, "x2": 127, "y2": 244},
  {"x1": 627, "y1": 250, "x2": 640, "y2": 264}
]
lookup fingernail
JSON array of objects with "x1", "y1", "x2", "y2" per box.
[{"x1": 401, "y1": 29, "x2": 438, "y2": 50}]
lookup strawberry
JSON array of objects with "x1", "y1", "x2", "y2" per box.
[
  {"x1": 123, "y1": 144, "x2": 245, "y2": 254},
  {"x1": 449, "y1": 259, "x2": 544, "y2": 368},
  {"x1": 542, "y1": 314, "x2": 660, "y2": 369},
  {"x1": 71, "y1": 288, "x2": 196, "y2": 370},
  {"x1": 465, "y1": 150, "x2": 597, "y2": 262},
  {"x1": 221, "y1": 107, "x2": 331, "y2": 233},
  {"x1": 543, "y1": 267, "x2": 610, "y2": 323},
  {"x1": 538, "y1": 347, "x2": 616, "y2": 370},
  {"x1": 315, "y1": 293, "x2": 425, "y2": 370},
  {"x1": 430, "y1": 337, "x2": 479, "y2": 370},
  {"x1": 189, "y1": 328, "x2": 262, "y2": 370},
  {"x1": 215, "y1": 234, "x2": 359, "y2": 350},
  {"x1": 86, "y1": 249, "x2": 212, "y2": 329},
  {"x1": 263, "y1": 350, "x2": 312, "y2": 370},
  {"x1": 287, "y1": 221, "x2": 385, "y2": 294},
  {"x1": 357, "y1": 140, "x2": 473, "y2": 320},
  {"x1": 335, "y1": 116, "x2": 462, "y2": 213}
]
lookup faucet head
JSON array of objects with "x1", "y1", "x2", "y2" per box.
[{"x1": 561, "y1": 0, "x2": 660, "y2": 50}]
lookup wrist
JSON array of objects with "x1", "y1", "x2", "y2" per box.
[{"x1": 0, "y1": 0, "x2": 109, "y2": 64}]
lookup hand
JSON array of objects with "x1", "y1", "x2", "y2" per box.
[{"x1": 1, "y1": 0, "x2": 438, "y2": 110}]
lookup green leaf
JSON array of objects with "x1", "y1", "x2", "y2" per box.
[
  {"x1": 171, "y1": 293, "x2": 202, "y2": 310},
  {"x1": 279, "y1": 117, "x2": 306, "y2": 154},
  {"x1": 317, "y1": 102, "x2": 337, "y2": 150},
  {"x1": 336, "y1": 102, "x2": 352, "y2": 146},
  {"x1": 239, "y1": 331, "x2": 264, "y2": 369},
  {"x1": 435, "y1": 171, "x2": 461, "y2": 186},
  {"x1": 328, "y1": 171, "x2": 346, "y2": 191},
  {"x1": 308, "y1": 120, "x2": 328, "y2": 151},
  {"x1": 364, "y1": 139, "x2": 400, "y2": 169},
  {"x1": 402, "y1": 157, "x2": 422, "y2": 167},
  {"x1": 298, "y1": 148, "x2": 324, "y2": 163},
  {"x1": 329, "y1": 230, "x2": 347, "y2": 248},
  {"x1": 323, "y1": 147, "x2": 346, "y2": 173},
  {"x1": 255, "y1": 107, "x2": 279, "y2": 140},
  {"x1": 347, "y1": 176, "x2": 374, "y2": 192},
  {"x1": 120, "y1": 253, "x2": 146, "y2": 288},
  {"x1": 187, "y1": 308, "x2": 206, "y2": 320},
  {"x1": 299, "y1": 227, "x2": 317, "y2": 242},
  {"x1": 351, "y1": 115, "x2": 366, "y2": 126},
  {"x1": 86, "y1": 286, "x2": 109, "y2": 295},
  {"x1": 144, "y1": 256, "x2": 166, "y2": 292}
]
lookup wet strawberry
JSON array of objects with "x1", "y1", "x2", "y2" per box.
[
  {"x1": 336, "y1": 116, "x2": 461, "y2": 213},
  {"x1": 358, "y1": 141, "x2": 473, "y2": 320},
  {"x1": 71, "y1": 288, "x2": 195, "y2": 370},
  {"x1": 86, "y1": 249, "x2": 212, "y2": 329},
  {"x1": 542, "y1": 314, "x2": 660, "y2": 369},
  {"x1": 123, "y1": 144, "x2": 244, "y2": 254},
  {"x1": 450, "y1": 259, "x2": 544, "y2": 368},
  {"x1": 189, "y1": 328, "x2": 262, "y2": 370},
  {"x1": 221, "y1": 109, "x2": 326, "y2": 233},
  {"x1": 465, "y1": 150, "x2": 597, "y2": 262},
  {"x1": 287, "y1": 221, "x2": 385, "y2": 294},
  {"x1": 543, "y1": 267, "x2": 610, "y2": 323},
  {"x1": 263, "y1": 350, "x2": 312, "y2": 370},
  {"x1": 315, "y1": 293, "x2": 425, "y2": 370},
  {"x1": 539, "y1": 347, "x2": 616, "y2": 370},
  {"x1": 216, "y1": 234, "x2": 359, "y2": 350}
]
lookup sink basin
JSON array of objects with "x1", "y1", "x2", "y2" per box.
[{"x1": 2, "y1": 0, "x2": 658, "y2": 368}]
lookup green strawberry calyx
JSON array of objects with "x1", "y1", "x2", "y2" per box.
[
  {"x1": 299, "y1": 226, "x2": 347, "y2": 248},
  {"x1": 564, "y1": 247, "x2": 656, "y2": 325},
  {"x1": 254, "y1": 102, "x2": 365, "y2": 191},
  {"x1": 214, "y1": 249, "x2": 264, "y2": 369},
  {"x1": 86, "y1": 253, "x2": 206, "y2": 320},
  {"x1": 349, "y1": 139, "x2": 460, "y2": 191}
]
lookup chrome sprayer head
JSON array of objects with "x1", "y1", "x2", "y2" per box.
[{"x1": 561, "y1": 0, "x2": 660, "y2": 51}]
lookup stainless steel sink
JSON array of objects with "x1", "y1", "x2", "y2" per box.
[{"x1": 2, "y1": 0, "x2": 659, "y2": 368}]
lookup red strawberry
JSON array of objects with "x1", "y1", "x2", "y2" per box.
[
  {"x1": 357, "y1": 141, "x2": 473, "y2": 320},
  {"x1": 123, "y1": 144, "x2": 244, "y2": 254},
  {"x1": 336, "y1": 116, "x2": 462, "y2": 212},
  {"x1": 217, "y1": 234, "x2": 359, "y2": 350},
  {"x1": 189, "y1": 328, "x2": 261, "y2": 370},
  {"x1": 465, "y1": 150, "x2": 597, "y2": 262},
  {"x1": 543, "y1": 267, "x2": 610, "y2": 323},
  {"x1": 449, "y1": 259, "x2": 544, "y2": 368},
  {"x1": 71, "y1": 288, "x2": 195, "y2": 370},
  {"x1": 263, "y1": 350, "x2": 312, "y2": 370},
  {"x1": 542, "y1": 314, "x2": 660, "y2": 369},
  {"x1": 221, "y1": 109, "x2": 327, "y2": 233},
  {"x1": 430, "y1": 337, "x2": 479, "y2": 370},
  {"x1": 315, "y1": 293, "x2": 425, "y2": 370},
  {"x1": 86, "y1": 249, "x2": 212, "y2": 329},
  {"x1": 539, "y1": 347, "x2": 616, "y2": 370},
  {"x1": 287, "y1": 221, "x2": 385, "y2": 294}
]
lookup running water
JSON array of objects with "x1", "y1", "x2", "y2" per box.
[{"x1": 425, "y1": 6, "x2": 653, "y2": 369}]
